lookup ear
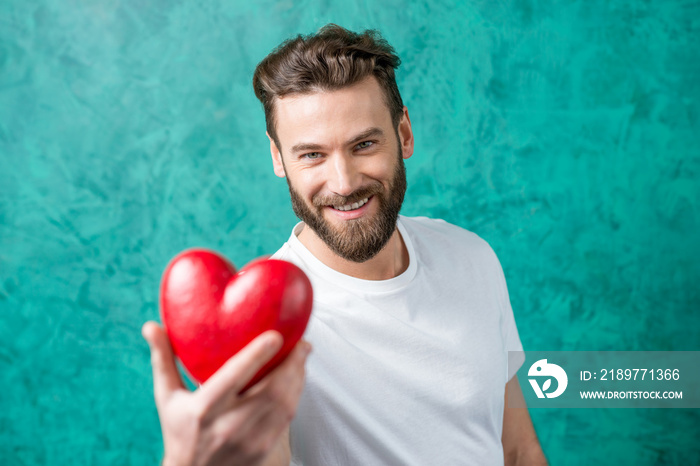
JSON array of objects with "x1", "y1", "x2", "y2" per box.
[
  {"x1": 398, "y1": 106, "x2": 414, "y2": 160},
  {"x1": 267, "y1": 132, "x2": 286, "y2": 178}
]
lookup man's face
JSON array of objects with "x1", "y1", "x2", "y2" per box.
[{"x1": 269, "y1": 77, "x2": 413, "y2": 263}]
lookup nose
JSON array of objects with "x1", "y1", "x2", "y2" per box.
[{"x1": 326, "y1": 153, "x2": 362, "y2": 197}]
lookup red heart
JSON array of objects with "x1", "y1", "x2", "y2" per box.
[{"x1": 159, "y1": 249, "x2": 313, "y2": 390}]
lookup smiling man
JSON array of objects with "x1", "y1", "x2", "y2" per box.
[
  {"x1": 268, "y1": 77, "x2": 410, "y2": 277},
  {"x1": 257, "y1": 24, "x2": 546, "y2": 465},
  {"x1": 143, "y1": 24, "x2": 547, "y2": 466}
]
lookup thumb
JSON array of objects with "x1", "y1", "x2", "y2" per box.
[{"x1": 142, "y1": 321, "x2": 184, "y2": 407}]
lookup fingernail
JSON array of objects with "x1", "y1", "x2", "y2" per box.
[
  {"x1": 264, "y1": 333, "x2": 283, "y2": 351},
  {"x1": 141, "y1": 324, "x2": 151, "y2": 343}
]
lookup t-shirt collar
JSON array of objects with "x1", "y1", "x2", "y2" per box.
[{"x1": 287, "y1": 216, "x2": 418, "y2": 294}]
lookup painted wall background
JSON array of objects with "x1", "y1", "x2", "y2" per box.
[{"x1": 1, "y1": 0, "x2": 698, "y2": 464}]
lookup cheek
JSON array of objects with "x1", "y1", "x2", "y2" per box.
[
  {"x1": 370, "y1": 160, "x2": 398, "y2": 186},
  {"x1": 294, "y1": 169, "x2": 325, "y2": 199},
  {"x1": 353, "y1": 153, "x2": 393, "y2": 177}
]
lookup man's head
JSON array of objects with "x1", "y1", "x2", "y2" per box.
[
  {"x1": 253, "y1": 25, "x2": 413, "y2": 263},
  {"x1": 253, "y1": 24, "x2": 404, "y2": 154}
]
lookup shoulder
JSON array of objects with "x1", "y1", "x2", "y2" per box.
[
  {"x1": 270, "y1": 229, "x2": 313, "y2": 274},
  {"x1": 401, "y1": 215, "x2": 496, "y2": 257}
]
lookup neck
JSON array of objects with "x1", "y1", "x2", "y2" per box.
[{"x1": 297, "y1": 223, "x2": 409, "y2": 280}]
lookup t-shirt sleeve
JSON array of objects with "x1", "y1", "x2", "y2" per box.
[{"x1": 491, "y1": 247, "x2": 525, "y2": 381}]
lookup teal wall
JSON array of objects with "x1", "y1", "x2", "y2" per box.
[{"x1": 1, "y1": 0, "x2": 698, "y2": 464}]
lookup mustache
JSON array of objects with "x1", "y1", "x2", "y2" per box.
[{"x1": 312, "y1": 183, "x2": 383, "y2": 208}]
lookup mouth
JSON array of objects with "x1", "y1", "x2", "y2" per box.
[
  {"x1": 332, "y1": 197, "x2": 370, "y2": 212},
  {"x1": 325, "y1": 195, "x2": 374, "y2": 219}
]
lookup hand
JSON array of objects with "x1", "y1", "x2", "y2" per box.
[{"x1": 142, "y1": 321, "x2": 311, "y2": 466}]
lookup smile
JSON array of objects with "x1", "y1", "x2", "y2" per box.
[{"x1": 332, "y1": 197, "x2": 370, "y2": 211}]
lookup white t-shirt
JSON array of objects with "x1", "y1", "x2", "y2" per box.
[{"x1": 272, "y1": 216, "x2": 525, "y2": 466}]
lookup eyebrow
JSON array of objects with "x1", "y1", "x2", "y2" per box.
[{"x1": 290, "y1": 127, "x2": 385, "y2": 154}]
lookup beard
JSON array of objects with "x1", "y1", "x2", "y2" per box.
[{"x1": 287, "y1": 149, "x2": 407, "y2": 263}]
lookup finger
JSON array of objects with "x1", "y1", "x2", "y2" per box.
[
  {"x1": 198, "y1": 330, "x2": 284, "y2": 407},
  {"x1": 244, "y1": 339, "x2": 311, "y2": 399},
  {"x1": 232, "y1": 343, "x2": 311, "y2": 449},
  {"x1": 214, "y1": 342, "x2": 310, "y2": 446},
  {"x1": 237, "y1": 340, "x2": 311, "y2": 425},
  {"x1": 142, "y1": 321, "x2": 185, "y2": 407},
  {"x1": 266, "y1": 340, "x2": 310, "y2": 407}
]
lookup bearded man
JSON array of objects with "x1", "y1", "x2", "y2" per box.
[{"x1": 143, "y1": 24, "x2": 547, "y2": 466}]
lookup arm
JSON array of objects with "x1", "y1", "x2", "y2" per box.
[
  {"x1": 502, "y1": 376, "x2": 548, "y2": 466},
  {"x1": 143, "y1": 322, "x2": 309, "y2": 466}
]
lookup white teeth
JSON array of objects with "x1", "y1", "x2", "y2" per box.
[{"x1": 334, "y1": 197, "x2": 369, "y2": 211}]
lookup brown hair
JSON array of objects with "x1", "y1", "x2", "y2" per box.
[{"x1": 252, "y1": 24, "x2": 403, "y2": 149}]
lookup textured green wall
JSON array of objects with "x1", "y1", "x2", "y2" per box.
[{"x1": 1, "y1": 0, "x2": 698, "y2": 464}]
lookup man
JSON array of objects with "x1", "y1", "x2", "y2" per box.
[{"x1": 142, "y1": 24, "x2": 547, "y2": 465}]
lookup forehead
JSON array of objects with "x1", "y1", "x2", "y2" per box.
[{"x1": 273, "y1": 77, "x2": 393, "y2": 150}]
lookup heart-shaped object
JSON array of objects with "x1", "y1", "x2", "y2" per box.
[{"x1": 159, "y1": 249, "x2": 313, "y2": 390}]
